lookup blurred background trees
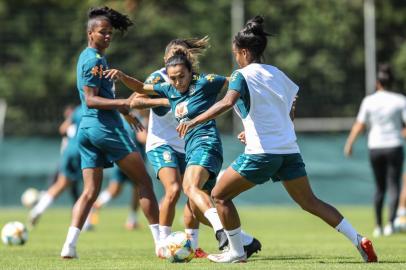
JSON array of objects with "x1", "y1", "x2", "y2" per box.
[{"x1": 1, "y1": 0, "x2": 406, "y2": 136}]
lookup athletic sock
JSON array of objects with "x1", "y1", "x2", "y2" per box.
[
  {"x1": 149, "y1": 224, "x2": 160, "y2": 244},
  {"x1": 397, "y1": 207, "x2": 406, "y2": 217},
  {"x1": 97, "y1": 190, "x2": 112, "y2": 207},
  {"x1": 241, "y1": 230, "x2": 254, "y2": 246},
  {"x1": 335, "y1": 218, "x2": 359, "y2": 246},
  {"x1": 225, "y1": 227, "x2": 245, "y2": 256},
  {"x1": 204, "y1": 208, "x2": 223, "y2": 232},
  {"x1": 159, "y1": 225, "x2": 171, "y2": 241},
  {"x1": 185, "y1": 228, "x2": 199, "y2": 250},
  {"x1": 127, "y1": 210, "x2": 138, "y2": 224},
  {"x1": 30, "y1": 193, "x2": 54, "y2": 217},
  {"x1": 64, "y1": 226, "x2": 81, "y2": 247}
]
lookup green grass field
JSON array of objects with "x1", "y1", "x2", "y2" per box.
[{"x1": 1, "y1": 206, "x2": 405, "y2": 270}]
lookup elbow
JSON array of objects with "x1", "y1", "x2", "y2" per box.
[
  {"x1": 85, "y1": 96, "x2": 96, "y2": 109},
  {"x1": 223, "y1": 100, "x2": 235, "y2": 110}
]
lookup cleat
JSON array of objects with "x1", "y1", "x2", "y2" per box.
[
  {"x1": 194, "y1": 247, "x2": 208, "y2": 258},
  {"x1": 383, "y1": 224, "x2": 393, "y2": 236},
  {"x1": 244, "y1": 237, "x2": 261, "y2": 258},
  {"x1": 155, "y1": 242, "x2": 167, "y2": 259},
  {"x1": 207, "y1": 250, "x2": 247, "y2": 263},
  {"x1": 215, "y1": 229, "x2": 229, "y2": 251},
  {"x1": 356, "y1": 235, "x2": 377, "y2": 263},
  {"x1": 372, "y1": 227, "x2": 382, "y2": 238},
  {"x1": 61, "y1": 244, "x2": 78, "y2": 259},
  {"x1": 28, "y1": 212, "x2": 41, "y2": 228},
  {"x1": 125, "y1": 221, "x2": 140, "y2": 231}
]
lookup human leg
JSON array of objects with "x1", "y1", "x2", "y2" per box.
[
  {"x1": 385, "y1": 147, "x2": 403, "y2": 231},
  {"x1": 369, "y1": 149, "x2": 387, "y2": 231},
  {"x1": 125, "y1": 186, "x2": 140, "y2": 230}
]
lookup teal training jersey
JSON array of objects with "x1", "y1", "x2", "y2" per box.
[
  {"x1": 76, "y1": 47, "x2": 122, "y2": 129},
  {"x1": 229, "y1": 70, "x2": 250, "y2": 118},
  {"x1": 153, "y1": 73, "x2": 226, "y2": 156}
]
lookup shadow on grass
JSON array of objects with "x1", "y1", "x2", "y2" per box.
[{"x1": 249, "y1": 255, "x2": 404, "y2": 264}]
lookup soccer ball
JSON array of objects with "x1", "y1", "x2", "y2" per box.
[
  {"x1": 21, "y1": 188, "x2": 40, "y2": 208},
  {"x1": 164, "y1": 231, "x2": 194, "y2": 263},
  {"x1": 394, "y1": 216, "x2": 406, "y2": 233},
  {"x1": 1, "y1": 221, "x2": 28, "y2": 245}
]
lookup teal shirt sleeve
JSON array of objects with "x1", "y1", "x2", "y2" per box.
[
  {"x1": 82, "y1": 57, "x2": 104, "y2": 88},
  {"x1": 229, "y1": 70, "x2": 250, "y2": 118},
  {"x1": 144, "y1": 72, "x2": 165, "y2": 84},
  {"x1": 153, "y1": 82, "x2": 171, "y2": 98},
  {"x1": 201, "y1": 74, "x2": 227, "y2": 95}
]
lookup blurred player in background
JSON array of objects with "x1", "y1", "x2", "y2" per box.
[
  {"x1": 345, "y1": 64, "x2": 406, "y2": 237},
  {"x1": 60, "y1": 6, "x2": 159, "y2": 259},
  {"x1": 86, "y1": 110, "x2": 148, "y2": 231},
  {"x1": 177, "y1": 15, "x2": 377, "y2": 263},
  {"x1": 29, "y1": 105, "x2": 82, "y2": 227}
]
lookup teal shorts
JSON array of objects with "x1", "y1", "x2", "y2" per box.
[
  {"x1": 109, "y1": 165, "x2": 131, "y2": 185},
  {"x1": 146, "y1": 145, "x2": 186, "y2": 180},
  {"x1": 59, "y1": 148, "x2": 82, "y2": 182},
  {"x1": 231, "y1": 153, "x2": 307, "y2": 184},
  {"x1": 78, "y1": 126, "x2": 137, "y2": 169},
  {"x1": 186, "y1": 147, "x2": 223, "y2": 191}
]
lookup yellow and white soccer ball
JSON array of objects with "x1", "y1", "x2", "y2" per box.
[
  {"x1": 21, "y1": 188, "x2": 40, "y2": 208},
  {"x1": 394, "y1": 216, "x2": 406, "y2": 233},
  {"x1": 1, "y1": 221, "x2": 29, "y2": 245},
  {"x1": 164, "y1": 231, "x2": 194, "y2": 263}
]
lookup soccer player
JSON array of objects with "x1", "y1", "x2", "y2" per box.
[
  {"x1": 345, "y1": 64, "x2": 406, "y2": 237},
  {"x1": 177, "y1": 15, "x2": 378, "y2": 263},
  {"x1": 60, "y1": 7, "x2": 159, "y2": 259},
  {"x1": 29, "y1": 105, "x2": 82, "y2": 227},
  {"x1": 105, "y1": 49, "x2": 261, "y2": 258}
]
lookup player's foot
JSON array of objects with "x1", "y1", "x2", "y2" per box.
[
  {"x1": 82, "y1": 222, "x2": 94, "y2": 232},
  {"x1": 28, "y1": 212, "x2": 41, "y2": 228},
  {"x1": 60, "y1": 244, "x2": 78, "y2": 259},
  {"x1": 383, "y1": 224, "x2": 393, "y2": 236},
  {"x1": 125, "y1": 221, "x2": 140, "y2": 231},
  {"x1": 215, "y1": 229, "x2": 229, "y2": 250},
  {"x1": 244, "y1": 237, "x2": 262, "y2": 258},
  {"x1": 194, "y1": 247, "x2": 208, "y2": 258},
  {"x1": 372, "y1": 226, "x2": 382, "y2": 238},
  {"x1": 155, "y1": 242, "x2": 167, "y2": 259},
  {"x1": 356, "y1": 235, "x2": 377, "y2": 263},
  {"x1": 207, "y1": 250, "x2": 247, "y2": 263},
  {"x1": 89, "y1": 209, "x2": 99, "y2": 225}
]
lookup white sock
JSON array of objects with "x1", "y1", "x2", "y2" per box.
[
  {"x1": 97, "y1": 190, "x2": 112, "y2": 207},
  {"x1": 225, "y1": 227, "x2": 245, "y2": 256},
  {"x1": 159, "y1": 225, "x2": 171, "y2": 242},
  {"x1": 397, "y1": 207, "x2": 406, "y2": 217},
  {"x1": 127, "y1": 210, "x2": 138, "y2": 224},
  {"x1": 335, "y1": 218, "x2": 359, "y2": 246},
  {"x1": 185, "y1": 228, "x2": 199, "y2": 250},
  {"x1": 204, "y1": 208, "x2": 223, "y2": 232},
  {"x1": 241, "y1": 230, "x2": 254, "y2": 246},
  {"x1": 149, "y1": 224, "x2": 160, "y2": 244},
  {"x1": 64, "y1": 226, "x2": 81, "y2": 247},
  {"x1": 30, "y1": 193, "x2": 54, "y2": 217}
]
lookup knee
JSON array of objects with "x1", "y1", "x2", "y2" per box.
[
  {"x1": 211, "y1": 188, "x2": 226, "y2": 206},
  {"x1": 82, "y1": 188, "x2": 99, "y2": 204},
  {"x1": 165, "y1": 184, "x2": 181, "y2": 204},
  {"x1": 298, "y1": 196, "x2": 320, "y2": 214}
]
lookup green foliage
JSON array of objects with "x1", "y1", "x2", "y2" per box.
[{"x1": 1, "y1": 0, "x2": 406, "y2": 135}]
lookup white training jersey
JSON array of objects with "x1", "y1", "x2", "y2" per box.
[
  {"x1": 145, "y1": 68, "x2": 185, "y2": 153},
  {"x1": 356, "y1": 90, "x2": 406, "y2": 149},
  {"x1": 236, "y1": 63, "x2": 300, "y2": 154}
]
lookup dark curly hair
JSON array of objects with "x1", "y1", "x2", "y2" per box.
[
  {"x1": 87, "y1": 6, "x2": 133, "y2": 34},
  {"x1": 233, "y1": 15, "x2": 270, "y2": 62}
]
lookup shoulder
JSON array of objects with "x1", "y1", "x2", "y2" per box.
[
  {"x1": 145, "y1": 69, "x2": 166, "y2": 84},
  {"x1": 199, "y1": 73, "x2": 226, "y2": 84}
]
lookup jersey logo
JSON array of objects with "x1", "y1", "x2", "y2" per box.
[
  {"x1": 96, "y1": 53, "x2": 102, "y2": 59},
  {"x1": 188, "y1": 85, "x2": 196, "y2": 96},
  {"x1": 91, "y1": 65, "x2": 104, "y2": 78},
  {"x1": 192, "y1": 74, "x2": 200, "y2": 81},
  {"x1": 175, "y1": 101, "x2": 189, "y2": 119},
  {"x1": 163, "y1": 151, "x2": 172, "y2": 162},
  {"x1": 205, "y1": 74, "x2": 215, "y2": 82},
  {"x1": 231, "y1": 72, "x2": 238, "y2": 82}
]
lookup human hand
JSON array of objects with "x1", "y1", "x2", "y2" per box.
[
  {"x1": 176, "y1": 120, "x2": 197, "y2": 138},
  {"x1": 237, "y1": 131, "x2": 246, "y2": 145},
  {"x1": 123, "y1": 113, "x2": 144, "y2": 132},
  {"x1": 104, "y1": 69, "x2": 124, "y2": 81}
]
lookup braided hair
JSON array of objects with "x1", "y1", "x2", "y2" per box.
[
  {"x1": 87, "y1": 6, "x2": 133, "y2": 34},
  {"x1": 233, "y1": 15, "x2": 270, "y2": 63}
]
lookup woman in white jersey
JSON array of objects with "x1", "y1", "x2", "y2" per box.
[
  {"x1": 177, "y1": 16, "x2": 378, "y2": 263},
  {"x1": 129, "y1": 38, "x2": 261, "y2": 258},
  {"x1": 345, "y1": 64, "x2": 406, "y2": 237}
]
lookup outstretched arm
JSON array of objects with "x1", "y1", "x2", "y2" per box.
[
  {"x1": 84, "y1": 85, "x2": 131, "y2": 111},
  {"x1": 176, "y1": 90, "x2": 240, "y2": 138},
  {"x1": 104, "y1": 69, "x2": 158, "y2": 95},
  {"x1": 344, "y1": 121, "x2": 366, "y2": 157},
  {"x1": 130, "y1": 94, "x2": 170, "y2": 109}
]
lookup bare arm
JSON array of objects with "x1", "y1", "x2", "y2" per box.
[
  {"x1": 84, "y1": 86, "x2": 130, "y2": 111},
  {"x1": 344, "y1": 121, "x2": 366, "y2": 157},
  {"x1": 58, "y1": 117, "x2": 72, "y2": 136},
  {"x1": 130, "y1": 94, "x2": 170, "y2": 109},
  {"x1": 176, "y1": 90, "x2": 240, "y2": 138},
  {"x1": 104, "y1": 69, "x2": 158, "y2": 95}
]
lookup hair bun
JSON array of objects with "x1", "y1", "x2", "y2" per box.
[{"x1": 245, "y1": 15, "x2": 266, "y2": 35}]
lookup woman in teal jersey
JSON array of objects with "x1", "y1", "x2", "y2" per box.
[
  {"x1": 177, "y1": 16, "x2": 378, "y2": 263},
  {"x1": 60, "y1": 7, "x2": 159, "y2": 259}
]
